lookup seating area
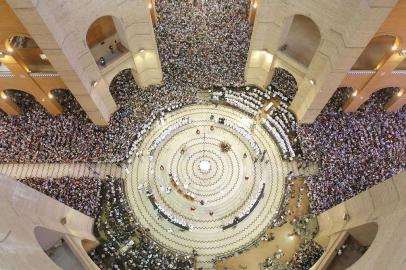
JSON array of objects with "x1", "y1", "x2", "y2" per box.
[{"x1": 91, "y1": 176, "x2": 195, "y2": 270}]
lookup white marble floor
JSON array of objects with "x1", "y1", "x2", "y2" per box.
[{"x1": 126, "y1": 104, "x2": 293, "y2": 269}]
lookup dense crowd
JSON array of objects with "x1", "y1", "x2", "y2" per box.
[
  {"x1": 0, "y1": 70, "x2": 199, "y2": 163},
  {"x1": 286, "y1": 240, "x2": 324, "y2": 270},
  {"x1": 90, "y1": 176, "x2": 195, "y2": 270},
  {"x1": 155, "y1": 0, "x2": 252, "y2": 88},
  {"x1": 18, "y1": 176, "x2": 101, "y2": 218},
  {"x1": 299, "y1": 87, "x2": 406, "y2": 214}
]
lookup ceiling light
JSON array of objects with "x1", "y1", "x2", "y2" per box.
[
  {"x1": 1, "y1": 91, "x2": 7, "y2": 99},
  {"x1": 352, "y1": 89, "x2": 358, "y2": 97},
  {"x1": 309, "y1": 79, "x2": 315, "y2": 85},
  {"x1": 7, "y1": 47, "x2": 13, "y2": 53},
  {"x1": 39, "y1": 53, "x2": 48, "y2": 60},
  {"x1": 139, "y1": 49, "x2": 145, "y2": 53},
  {"x1": 148, "y1": 3, "x2": 152, "y2": 9},
  {"x1": 48, "y1": 93, "x2": 54, "y2": 99},
  {"x1": 397, "y1": 89, "x2": 403, "y2": 97},
  {"x1": 253, "y1": 2, "x2": 258, "y2": 8},
  {"x1": 391, "y1": 44, "x2": 398, "y2": 51}
]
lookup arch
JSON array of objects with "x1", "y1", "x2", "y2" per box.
[
  {"x1": 358, "y1": 87, "x2": 400, "y2": 112},
  {"x1": 50, "y1": 89, "x2": 83, "y2": 114},
  {"x1": 352, "y1": 35, "x2": 397, "y2": 70},
  {"x1": 85, "y1": 15, "x2": 130, "y2": 70},
  {"x1": 109, "y1": 68, "x2": 138, "y2": 103},
  {"x1": 327, "y1": 223, "x2": 378, "y2": 270},
  {"x1": 6, "y1": 35, "x2": 55, "y2": 73},
  {"x1": 270, "y1": 67, "x2": 298, "y2": 100},
  {"x1": 279, "y1": 14, "x2": 321, "y2": 67},
  {"x1": 33, "y1": 226, "x2": 86, "y2": 270},
  {"x1": 3, "y1": 89, "x2": 43, "y2": 112}
]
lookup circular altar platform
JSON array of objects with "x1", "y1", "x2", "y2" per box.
[{"x1": 126, "y1": 104, "x2": 292, "y2": 265}]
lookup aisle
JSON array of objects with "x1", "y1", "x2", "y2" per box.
[{"x1": 0, "y1": 162, "x2": 124, "y2": 179}]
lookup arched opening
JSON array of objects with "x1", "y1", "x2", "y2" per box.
[
  {"x1": 3, "y1": 89, "x2": 43, "y2": 112},
  {"x1": 270, "y1": 67, "x2": 298, "y2": 101},
  {"x1": 109, "y1": 68, "x2": 138, "y2": 104},
  {"x1": 6, "y1": 35, "x2": 55, "y2": 73},
  {"x1": 358, "y1": 87, "x2": 400, "y2": 112},
  {"x1": 50, "y1": 89, "x2": 83, "y2": 114},
  {"x1": 352, "y1": 35, "x2": 397, "y2": 70},
  {"x1": 321, "y1": 87, "x2": 353, "y2": 114},
  {"x1": 327, "y1": 223, "x2": 378, "y2": 270},
  {"x1": 86, "y1": 16, "x2": 129, "y2": 70},
  {"x1": 279, "y1": 15, "x2": 321, "y2": 67},
  {"x1": 33, "y1": 226, "x2": 86, "y2": 270}
]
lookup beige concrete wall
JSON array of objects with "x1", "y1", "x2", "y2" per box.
[
  {"x1": 313, "y1": 170, "x2": 406, "y2": 270},
  {"x1": 246, "y1": 0, "x2": 397, "y2": 123},
  {"x1": 6, "y1": 0, "x2": 162, "y2": 125},
  {"x1": 0, "y1": 174, "x2": 98, "y2": 270}
]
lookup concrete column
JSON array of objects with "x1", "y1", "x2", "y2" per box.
[
  {"x1": 6, "y1": 0, "x2": 117, "y2": 126},
  {"x1": 246, "y1": 0, "x2": 395, "y2": 123}
]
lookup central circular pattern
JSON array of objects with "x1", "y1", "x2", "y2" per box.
[
  {"x1": 126, "y1": 104, "x2": 291, "y2": 266},
  {"x1": 199, "y1": 160, "x2": 211, "y2": 173}
]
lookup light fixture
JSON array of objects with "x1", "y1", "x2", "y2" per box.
[
  {"x1": 352, "y1": 89, "x2": 358, "y2": 97},
  {"x1": 252, "y1": 1, "x2": 257, "y2": 8},
  {"x1": 397, "y1": 89, "x2": 403, "y2": 97},
  {"x1": 91, "y1": 80, "x2": 98, "y2": 87},
  {"x1": 7, "y1": 47, "x2": 13, "y2": 53},
  {"x1": 0, "y1": 91, "x2": 7, "y2": 100},
  {"x1": 309, "y1": 79, "x2": 315, "y2": 85},
  {"x1": 139, "y1": 49, "x2": 145, "y2": 53},
  {"x1": 39, "y1": 53, "x2": 48, "y2": 60},
  {"x1": 148, "y1": 3, "x2": 152, "y2": 9},
  {"x1": 48, "y1": 92, "x2": 54, "y2": 99},
  {"x1": 391, "y1": 44, "x2": 398, "y2": 51}
]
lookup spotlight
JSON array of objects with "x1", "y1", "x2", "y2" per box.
[
  {"x1": 391, "y1": 44, "x2": 398, "y2": 51},
  {"x1": 253, "y1": 1, "x2": 257, "y2": 8},
  {"x1": 7, "y1": 47, "x2": 13, "y2": 53},
  {"x1": 352, "y1": 89, "x2": 358, "y2": 97},
  {"x1": 139, "y1": 49, "x2": 145, "y2": 53},
  {"x1": 397, "y1": 89, "x2": 403, "y2": 97},
  {"x1": 309, "y1": 79, "x2": 315, "y2": 85},
  {"x1": 48, "y1": 93, "x2": 54, "y2": 99},
  {"x1": 148, "y1": 3, "x2": 152, "y2": 9}
]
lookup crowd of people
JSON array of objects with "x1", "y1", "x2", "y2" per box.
[
  {"x1": 299, "y1": 87, "x2": 405, "y2": 214},
  {"x1": 286, "y1": 240, "x2": 324, "y2": 270},
  {"x1": 18, "y1": 176, "x2": 101, "y2": 218},
  {"x1": 155, "y1": 0, "x2": 252, "y2": 88},
  {"x1": 0, "y1": 69, "x2": 200, "y2": 163},
  {"x1": 91, "y1": 176, "x2": 195, "y2": 270}
]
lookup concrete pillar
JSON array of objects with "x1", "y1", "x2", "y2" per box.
[{"x1": 246, "y1": 0, "x2": 396, "y2": 123}]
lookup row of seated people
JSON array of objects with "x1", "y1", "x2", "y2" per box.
[
  {"x1": 211, "y1": 84, "x2": 299, "y2": 161},
  {"x1": 91, "y1": 176, "x2": 195, "y2": 270}
]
